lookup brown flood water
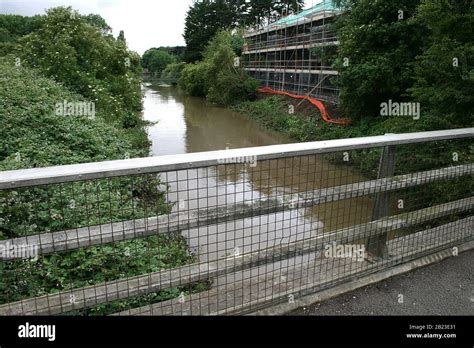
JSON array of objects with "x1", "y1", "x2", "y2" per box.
[{"x1": 142, "y1": 83, "x2": 373, "y2": 276}]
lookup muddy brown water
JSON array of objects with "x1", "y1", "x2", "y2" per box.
[{"x1": 142, "y1": 83, "x2": 373, "y2": 284}]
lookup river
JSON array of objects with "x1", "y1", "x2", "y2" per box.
[
  {"x1": 142, "y1": 82, "x2": 373, "y2": 281},
  {"x1": 142, "y1": 83, "x2": 293, "y2": 155}
]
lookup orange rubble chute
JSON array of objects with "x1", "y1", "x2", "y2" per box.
[{"x1": 257, "y1": 87, "x2": 351, "y2": 126}]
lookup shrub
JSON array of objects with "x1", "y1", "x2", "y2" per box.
[
  {"x1": 160, "y1": 62, "x2": 186, "y2": 83},
  {"x1": 179, "y1": 30, "x2": 258, "y2": 106},
  {"x1": 207, "y1": 68, "x2": 259, "y2": 106},
  {"x1": 178, "y1": 61, "x2": 210, "y2": 97},
  {"x1": 19, "y1": 7, "x2": 143, "y2": 125},
  {"x1": 142, "y1": 48, "x2": 177, "y2": 77},
  {"x1": 0, "y1": 57, "x2": 197, "y2": 313}
]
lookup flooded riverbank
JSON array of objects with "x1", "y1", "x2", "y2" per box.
[{"x1": 141, "y1": 83, "x2": 373, "y2": 268}]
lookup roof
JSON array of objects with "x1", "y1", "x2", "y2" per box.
[{"x1": 267, "y1": 0, "x2": 339, "y2": 29}]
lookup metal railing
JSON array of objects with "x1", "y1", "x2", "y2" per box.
[
  {"x1": 0, "y1": 129, "x2": 473, "y2": 315},
  {"x1": 142, "y1": 76, "x2": 178, "y2": 84}
]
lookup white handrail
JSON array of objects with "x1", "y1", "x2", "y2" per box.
[{"x1": 0, "y1": 128, "x2": 472, "y2": 189}]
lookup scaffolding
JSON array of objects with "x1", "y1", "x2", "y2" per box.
[{"x1": 242, "y1": 0, "x2": 341, "y2": 104}]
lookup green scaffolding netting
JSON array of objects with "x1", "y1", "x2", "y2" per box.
[{"x1": 268, "y1": 0, "x2": 338, "y2": 28}]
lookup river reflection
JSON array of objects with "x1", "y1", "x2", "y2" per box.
[
  {"x1": 143, "y1": 84, "x2": 291, "y2": 155},
  {"x1": 142, "y1": 83, "x2": 373, "y2": 275}
]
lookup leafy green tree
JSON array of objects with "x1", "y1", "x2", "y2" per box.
[
  {"x1": 179, "y1": 30, "x2": 258, "y2": 105},
  {"x1": 83, "y1": 13, "x2": 112, "y2": 35},
  {"x1": 161, "y1": 62, "x2": 186, "y2": 83},
  {"x1": 19, "y1": 7, "x2": 142, "y2": 123},
  {"x1": 409, "y1": 0, "x2": 474, "y2": 129},
  {"x1": 117, "y1": 30, "x2": 126, "y2": 43},
  {"x1": 230, "y1": 29, "x2": 245, "y2": 56},
  {"x1": 183, "y1": 0, "x2": 303, "y2": 63},
  {"x1": 179, "y1": 62, "x2": 210, "y2": 97},
  {"x1": 333, "y1": 0, "x2": 427, "y2": 122},
  {"x1": 183, "y1": 0, "x2": 236, "y2": 62},
  {"x1": 156, "y1": 46, "x2": 186, "y2": 59},
  {"x1": 0, "y1": 14, "x2": 42, "y2": 42},
  {"x1": 0, "y1": 14, "x2": 42, "y2": 55},
  {"x1": 278, "y1": 0, "x2": 305, "y2": 15},
  {"x1": 247, "y1": 0, "x2": 304, "y2": 27},
  {"x1": 141, "y1": 48, "x2": 177, "y2": 76}
]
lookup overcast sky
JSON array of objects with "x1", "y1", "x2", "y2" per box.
[{"x1": 0, "y1": 0, "x2": 317, "y2": 55}]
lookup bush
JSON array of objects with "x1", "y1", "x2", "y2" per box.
[
  {"x1": 0, "y1": 57, "x2": 138, "y2": 169},
  {"x1": 179, "y1": 30, "x2": 258, "y2": 106},
  {"x1": 333, "y1": 0, "x2": 427, "y2": 122},
  {"x1": 160, "y1": 61, "x2": 186, "y2": 83},
  {"x1": 18, "y1": 7, "x2": 143, "y2": 125},
  {"x1": 0, "y1": 57, "x2": 198, "y2": 313},
  {"x1": 207, "y1": 68, "x2": 259, "y2": 105},
  {"x1": 178, "y1": 61, "x2": 210, "y2": 97},
  {"x1": 0, "y1": 8, "x2": 202, "y2": 315},
  {"x1": 142, "y1": 48, "x2": 177, "y2": 77}
]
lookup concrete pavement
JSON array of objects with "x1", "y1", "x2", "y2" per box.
[{"x1": 289, "y1": 249, "x2": 474, "y2": 315}]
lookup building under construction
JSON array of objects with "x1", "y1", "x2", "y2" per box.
[{"x1": 242, "y1": 1, "x2": 340, "y2": 104}]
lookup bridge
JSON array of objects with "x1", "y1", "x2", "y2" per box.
[
  {"x1": 0, "y1": 128, "x2": 472, "y2": 315},
  {"x1": 142, "y1": 73, "x2": 178, "y2": 85}
]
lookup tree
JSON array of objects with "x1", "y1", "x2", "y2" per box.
[
  {"x1": 278, "y1": 0, "x2": 305, "y2": 16},
  {"x1": 117, "y1": 30, "x2": 126, "y2": 43},
  {"x1": 409, "y1": 0, "x2": 474, "y2": 129},
  {"x1": 20, "y1": 7, "x2": 143, "y2": 122},
  {"x1": 0, "y1": 14, "x2": 42, "y2": 55},
  {"x1": 83, "y1": 14, "x2": 112, "y2": 35},
  {"x1": 247, "y1": 0, "x2": 304, "y2": 28},
  {"x1": 156, "y1": 46, "x2": 186, "y2": 59},
  {"x1": 141, "y1": 48, "x2": 177, "y2": 76},
  {"x1": 161, "y1": 62, "x2": 186, "y2": 83},
  {"x1": 179, "y1": 30, "x2": 259, "y2": 105},
  {"x1": 179, "y1": 62, "x2": 210, "y2": 97},
  {"x1": 182, "y1": 0, "x2": 304, "y2": 63},
  {"x1": 332, "y1": 0, "x2": 427, "y2": 122},
  {"x1": 183, "y1": 0, "x2": 236, "y2": 62},
  {"x1": 0, "y1": 14, "x2": 42, "y2": 42}
]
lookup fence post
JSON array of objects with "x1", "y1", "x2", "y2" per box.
[{"x1": 367, "y1": 143, "x2": 396, "y2": 259}]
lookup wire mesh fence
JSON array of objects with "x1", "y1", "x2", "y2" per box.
[{"x1": 0, "y1": 129, "x2": 473, "y2": 315}]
